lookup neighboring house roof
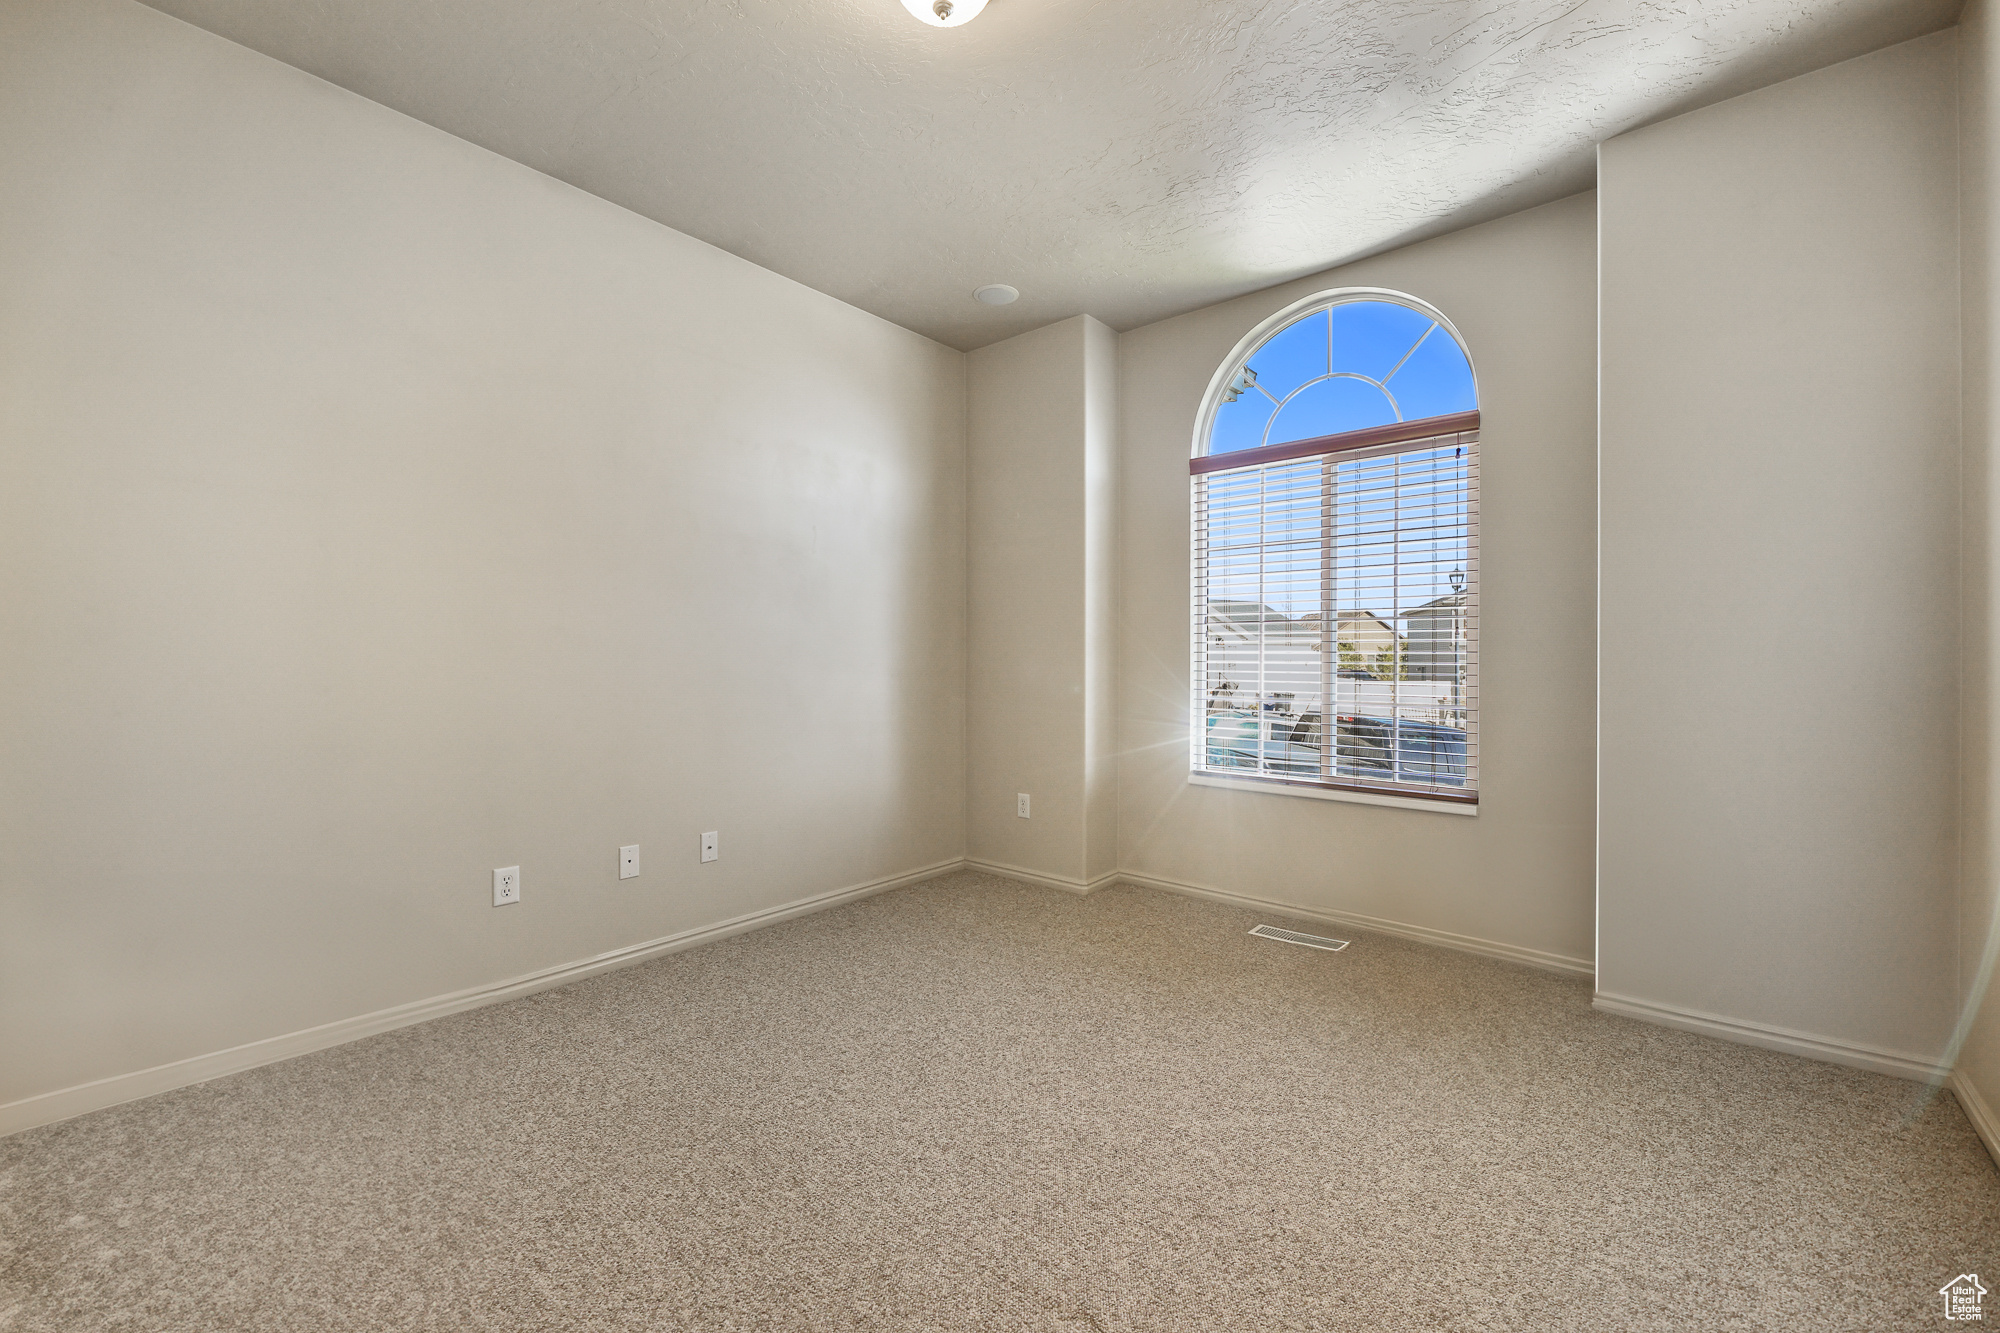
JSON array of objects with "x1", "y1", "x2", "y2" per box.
[
  {"x1": 1206, "y1": 602, "x2": 1275, "y2": 645},
  {"x1": 1208, "y1": 602, "x2": 1315, "y2": 643},
  {"x1": 1208, "y1": 600, "x2": 1432, "y2": 652},
  {"x1": 1208, "y1": 601, "x2": 1267, "y2": 621},
  {"x1": 1333, "y1": 609, "x2": 1398, "y2": 639},
  {"x1": 1405, "y1": 591, "x2": 1467, "y2": 617},
  {"x1": 1208, "y1": 603, "x2": 1405, "y2": 651}
]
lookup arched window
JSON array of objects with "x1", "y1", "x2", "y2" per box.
[{"x1": 1191, "y1": 290, "x2": 1479, "y2": 806}]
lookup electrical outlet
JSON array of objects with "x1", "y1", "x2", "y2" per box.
[
  {"x1": 493, "y1": 866, "x2": 520, "y2": 906},
  {"x1": 1017, "y1": 793, "x2": 1031, "y2": 819},
  {"x1": 701, "y1": 830, "x2": 719, "y2": 863},
  {"x1": 620, "y1": 845, "x2": 640, "y2": 880}
]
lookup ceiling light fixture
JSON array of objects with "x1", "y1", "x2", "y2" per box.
[
  {"x1": 973, "y1": 284, "x2": 1018, "y2": 305},
  {"x1": 902, "y1": 0, "x2": 987, "y2": 28}
]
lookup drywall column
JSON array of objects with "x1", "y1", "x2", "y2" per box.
[
  {"x1": 1082, "y1": 319, "x2": 1120, "y2": 885},
  {"x1": 1958, "y1": 0, "x2": 2000, "y2": 1147},
  {"x1": 967, "y1": 315, "x2": 1118, "y2": 889},
  {"x1": 1598, "y1": 32, "x2": 1961, "y2": 1073}
]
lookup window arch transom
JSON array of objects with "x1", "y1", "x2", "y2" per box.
[{"x1": 1205, "y1": 295, "x2": 1477, "y2": 456}]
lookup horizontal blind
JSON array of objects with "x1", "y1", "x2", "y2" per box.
[{"x1": 1192, "y1": 427, "x2": 1478, "y2": 801}]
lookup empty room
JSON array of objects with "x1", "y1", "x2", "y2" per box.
[{"x1": 5, "y1": 0, "x2": 2000, "y2": 1327}]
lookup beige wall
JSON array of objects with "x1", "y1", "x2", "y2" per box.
[
  {"x1": 966, "y1": 314, "x2": 1117, "y2": 887},
  {"x1": 1116, "y1": 193, "x2": 1599, "y2": 968},
  {"x1": 1598, "y1": 33, "x2": 1960, "y2": 1064},
  {"x1": 1083, "y1": 318, "x2": 1120, "y2": 884},
  {"x1": 0, "y1": 0, "x2": 967, "y2": 1112},
  {"x1": 1960, "y1": 0, "x2": 2000, "y2": 1118}
]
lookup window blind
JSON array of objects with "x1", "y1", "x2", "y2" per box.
[{"x1": 1191, "y1": 414, "x2": 1479, "y2": 803}]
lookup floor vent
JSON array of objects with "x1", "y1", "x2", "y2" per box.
[{"x1": 1249, "y1": 924, "x2": 1349, "y2": 952}]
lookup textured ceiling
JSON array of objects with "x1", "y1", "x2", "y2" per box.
[{"x1": 139, "y1": 0, "x2": 1959, "y2": 350}]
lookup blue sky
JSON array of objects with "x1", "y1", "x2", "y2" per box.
[{"x1": 1209, "y1": 300, "x2": 1477, "y2": 454}]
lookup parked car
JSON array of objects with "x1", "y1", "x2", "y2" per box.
[
  {"x1": 1332, "y1": 714, "x2": 1467, "y2": 786},
  {"x1": 1204, "y1": 711, "x2": 1319, "y2": 775},
  {"x1": 1206, "y1": 711, "x2": 1466, "y2": 786}
]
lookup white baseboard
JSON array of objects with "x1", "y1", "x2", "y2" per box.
[
  {"x1": 1114, "y1": 869, "x2": 1594, "y2": 977},
  {"x1": 1591, "y1": 990, "x2": 1947, "y2": 1082},
  {"x1": 0, "y1": 856, "x2": 967, "y2": 1139},
  {"x1": 1951, "y1": 1071, "x2": 2000, "y2": 1168},
  {"x1": 962, "y1": 857, "x2": 1115, "y2": 896}
]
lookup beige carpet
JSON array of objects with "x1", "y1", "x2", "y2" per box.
[{"x1": 2, "y1": 871, "x2": 1996, "y2": 1331}]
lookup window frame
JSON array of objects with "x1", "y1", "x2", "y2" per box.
[{"x1": 1188, "y1": 288, "x2": 1481, "y2": 809}]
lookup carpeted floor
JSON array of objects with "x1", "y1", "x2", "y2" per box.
[{"x1": 2, "y1": 871, "x2": 1996, "y2": 1331}]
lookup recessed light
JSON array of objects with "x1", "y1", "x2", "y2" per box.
[
  {"x1": 901, "y1": 0, "x2": 988, "y2": 27},
  {"x1": 973, "y1": 284, "x2": 1018, "y2": 306}
]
